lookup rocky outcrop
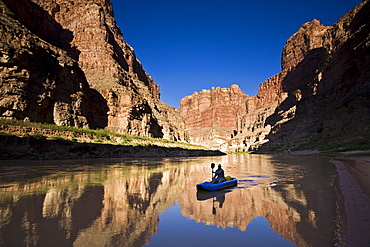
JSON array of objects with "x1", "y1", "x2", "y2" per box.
[
  {"x1": 281, "y1": 19, "x2": 331, "y2": 72},
  {"x1": 179, "y1": 1, "x2": 370, "y2": 152},
  {"x1": 0, "y1": 0, "x2": 186, "y2": 141},
  {"x1": 0, "y1": 0, "x2": 90, "y2": 127},
  {"x1": 178, "y1": 19, "x2": 333, "y2": 151},
  {"x1": 178, "y1": 84, "x2": 249, "y2": 149},
  {"x1": 260, "y1": 0, "x2": 370, "y2": 151}
]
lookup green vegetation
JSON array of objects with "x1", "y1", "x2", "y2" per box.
[{"x1": 0, "y1": 118, "x2": 205, "y2": 150}]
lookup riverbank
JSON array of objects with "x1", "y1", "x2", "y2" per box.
[
  {"x1": 330, "y1": 156, "x2": 370, "y2": 246},
  {"x1": 0, "y1": 134, "x2": 225, "y2": 160},
  {"x1": 0, "y1": 119, "x2": 226, "y2": 160}
]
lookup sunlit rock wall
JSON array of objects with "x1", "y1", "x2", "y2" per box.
[
  {"x1": 0, "y1": 0, "x2": 90, "y2": 127},
  {"x1": 1, "y1": 0, "x2": 187, "y2": 141},
  {"x1": 178, "y1": 84, "x2": 249, "y2": 149}
]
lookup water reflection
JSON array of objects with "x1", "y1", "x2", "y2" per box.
[{"x1": 0, "y1": 154, "x2": 336, "y2": 246}]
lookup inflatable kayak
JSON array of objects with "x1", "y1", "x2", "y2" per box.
[{"x1": 196, "y1": 178, "x2": 237, "y2": 191}]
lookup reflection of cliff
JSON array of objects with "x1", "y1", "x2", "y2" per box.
[
  {"x1": 180, "y1": 154, "x2": 307, "y2": 246},
  {"x1": 0, "y1": 161, "x2": 194, "y2": 246},
  {"x1": 180, "y1": 154, "x2": 336, "y2": 247},
  {"x1": 0, "y1": 155, "x2": 336, "y2": 246},
  {"x1": 0, "y1": 172, "x2": 105, "y2": 246},
  {"x1": 73, "y1": 164, "x2": 192, "y2": 247},
  {"x1": 183, "y1": 186, "x2": 307, "y2": 246}
]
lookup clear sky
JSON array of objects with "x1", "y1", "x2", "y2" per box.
[{"x1": 110, "y1": 0, "x2": 362, "y2": 108}]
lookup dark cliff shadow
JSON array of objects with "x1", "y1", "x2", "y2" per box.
[
  {"x1": 3, "y1": 0, "x2": 81, "y2": 60},
  {"x1": 2, "y1": 0, "x2": 109, "y2": 128},
  {"x1": 1, "y1": 32, "x2": 91, "y2": 126},
  {"x1": 87, "y1": 89, "x2": 109, "y2": 129},
  {"x1": 105, "y1": 24, "x2": 129, "y2": 73},
  {"x1": 281, "y1": 47, "x2": 325, "y2": 93},
  {"x1": 260, "y1": 47, "x2": 327, "y2": 150},
  {"x1": 129, "y1": 101, "x2": 164, "y2": 138},
  {"x1": 105, "y1": 23, "x2": 151, "y2": 89}
]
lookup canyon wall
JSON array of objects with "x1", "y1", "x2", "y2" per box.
[
  {"x1": 1, "y1": 0, "x2": 368, "y2": 151},
  {"x1": 179, "y1": 0, "x2": 370, "y2": 152},
  {"x1": 259, "y1": 0, "x2": 370, "y2": 152},
  {"x1": 178, "y1": 84, "x2": 248, "y2": 149},
  {"x1": 0, "y1": 0, "x2": 90, "y2": 128},
  {"x1": 0, "y1": 0, "x2": 186, "y2": 141}
]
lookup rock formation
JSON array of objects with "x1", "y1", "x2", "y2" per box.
[
  {"x1": 179, "y1": 0, "x2": 370, "y2": 152},
  {"x1": 0, "y1": 0, "x2": 186, "y2": 141},
  {"x1": 1, "y1": 0, "x2": 368, "y2": 151},
  {"x1": 0, "y1": 0, "x2": 90, "y2": 128},
  {"x1": 178, "y1": 84, "x2": 249, "y2": 149},
  {"x1": 259, "y1": 0, "x2": 370, "y2": 152},
  {"x1": 281, "y1": 19, "x2": 331, "y2": 72}
]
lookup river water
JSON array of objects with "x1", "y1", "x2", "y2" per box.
[{"x1": 0, "y1": 154, "x2": 340, "y2": 246}]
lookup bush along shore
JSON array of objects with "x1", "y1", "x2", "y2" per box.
[{"x1": 0, "y1": 119, "x2": 225, "y2": 160}]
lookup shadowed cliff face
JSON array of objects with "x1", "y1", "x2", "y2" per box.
[
  {"x1": 179, "y1": 1, "x2": 370, "y2": 152},
  {"x1": 0, "y1": 0, "x2": 90, "y2": 127},
  {"x1": 259, "y1": 0, "x2": 370, "y2": 151},
  {"x1": 0, "y1": 0, "x2": 187, "y2": 141}
]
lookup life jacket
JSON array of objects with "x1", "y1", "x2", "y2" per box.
[{"x1": 215, "y1": 168, "x2": 225, "y2": 178}]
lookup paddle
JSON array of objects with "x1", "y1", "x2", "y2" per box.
[{"x1": 211, "y1": 163, "x2": 215, "y2": 180}]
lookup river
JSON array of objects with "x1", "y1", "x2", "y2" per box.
[{"x1": 0, "y1": 154, "x2": 341, "y2": 246}]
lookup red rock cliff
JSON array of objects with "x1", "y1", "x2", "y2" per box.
[
  {"x1": 0, "y1": 0, "x2": 186, "y2": 141},
  {"x1": 178, "y1": 84, "x2": 248, "y2": 149},
  {"x1": 179, "y1": 1, "x2": 370, "y2": 152},
  {"x1": 0, "y1": 0, "x2": 90, "y2": 127}
]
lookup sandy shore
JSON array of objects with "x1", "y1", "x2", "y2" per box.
[{"x1": 330, "y1": 156, "x2": 370, "y2": 246}]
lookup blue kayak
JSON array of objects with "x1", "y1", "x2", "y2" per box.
[{"x1": 196, "y1": 178, "x2": 237, "y2": 191}]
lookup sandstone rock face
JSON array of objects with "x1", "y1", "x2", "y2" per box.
[
  {"x1": 281, "y1": 19, "x2": 331, "y2": 72},
  {"x1": 178, "y1": 84, "x2": 249, "y2": 149},
  {"x1": 0, "y1": 0, "x2": 186, "y2": 141},
  {"x1": 0, "y1": 0, "x2": 90, "y2": 127},
  {"x1": 180, "y1": 1, "x2": 370, "y2": 152},
  {"x1": 260, "y1": 0, "x2": 370, "y2": 151}
]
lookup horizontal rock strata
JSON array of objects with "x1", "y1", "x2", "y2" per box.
[
  {"x1": 179, "y1": 0, "x2": 370, "y2": 152},
  {"x1": 0, "y1": 0, "x2": 187, "y2": 142},
  {"x1": 178, "y1": 84, "x2": 248, "y2": 149}
]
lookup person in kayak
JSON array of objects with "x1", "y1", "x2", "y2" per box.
[{"x1": 212, "y1": 164, "x2": 226, "y2": 184}]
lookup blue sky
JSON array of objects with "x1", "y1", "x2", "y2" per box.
[{"x1": 111, "y1": 0, "x2": 362, "y2": 108}]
